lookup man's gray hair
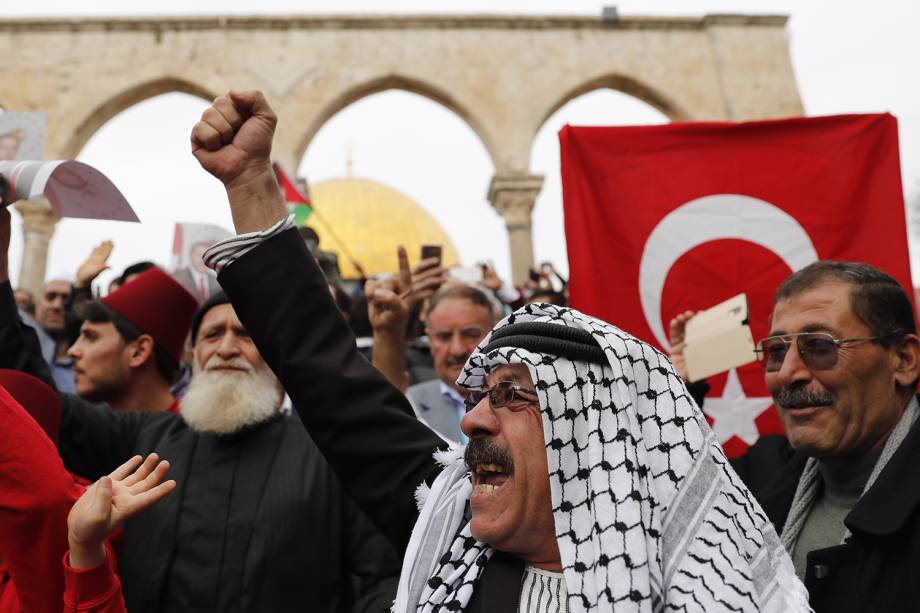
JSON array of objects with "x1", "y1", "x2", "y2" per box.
[
  {"x1": 426, "y1": 285, "x2": 498, "y2": 324},
  {"x1": 775, "y1": 260, "x2": 916, "y2": 346}
]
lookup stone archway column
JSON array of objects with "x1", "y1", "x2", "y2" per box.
[
  {"x1": 14, "y1": 199, "x2": 58, "y2": 295},
  {"x1": 488, "y1": 174, "x2": 544, "y2": 285}
]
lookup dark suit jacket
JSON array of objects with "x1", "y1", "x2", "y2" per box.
[
  {"x1": 219, "y1": 228, "x2": 526, "y2": 611},
  {"x1": 407, "y1": 379, "x2": 463, "y2": 443},
  {"x1": 61, "y1": 402, "x2": 400, "y2": 613},
  {"x1": 733, "y1": 418, "x2": 920, "y2": 613}
]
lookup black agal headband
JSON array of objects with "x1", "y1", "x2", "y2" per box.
[{"x1": 481, "y1": 321, "x2": 607, "y2": 365}]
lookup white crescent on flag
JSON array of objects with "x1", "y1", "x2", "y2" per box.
[
  {"x1": 638, "y1": 193, "x2": 820, "y2": 350},
  {"x1": 637, "y1": 193, "x2": 820, "y2": 445}
]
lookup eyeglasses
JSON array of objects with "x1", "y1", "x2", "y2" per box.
[
  {"x1": 754, "y1": 332, "x2": 887, "y2": 372},
  {"x1": 464, "y1": 380, "x2": 538, "y2": 412}
]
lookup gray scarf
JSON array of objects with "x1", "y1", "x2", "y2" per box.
[{"x1": 781, "y1": 396, "x2": 919, "y2": 551}]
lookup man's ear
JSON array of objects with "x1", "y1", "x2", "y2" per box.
[
  {"x1": 127, "y1": 335, "x2": 156, "y2": 369},
  {"x1": 892, "y1": 334, "x2": 920, "y2": 389}
]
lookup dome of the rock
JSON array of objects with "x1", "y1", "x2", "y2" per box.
[{"x1": 303, "y1": 178, "x2": 460, "y2": 280}]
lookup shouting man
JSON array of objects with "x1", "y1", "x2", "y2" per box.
[{"x1": 193, "y1": 89, "x2": 808, "y2": 612}]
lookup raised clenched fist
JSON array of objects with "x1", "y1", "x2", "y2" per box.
[{"x1": 191, "y1": 90, "x2": 277, "y2": 187}]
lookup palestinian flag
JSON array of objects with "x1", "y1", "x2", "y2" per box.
[{"x1": 272, "y1": 162, "x2": 312, "y2": 225}]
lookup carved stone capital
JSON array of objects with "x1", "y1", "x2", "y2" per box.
[
  {"x1": 487, "y1": 174, "x2": 544, "y2": 229},
  {"x1": 15, "y1": 198, "x2": 58, "y2": 236},
  {"x1": 487, "y1": 174, "x2": 543, "y2": 285},
  {"x1": 14, "y1": 198, "x2": 58, "y2": 295}
]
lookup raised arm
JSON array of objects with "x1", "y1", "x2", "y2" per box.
[
  {"x1": 366, "y1": 246, "x2": 413, "y2": 391},
  {"x1": 191, "y1": 91, "x2": 447, "y2": 551},
  {"x1": 0, "y1": 208, "x2": 58, "y2": 388},
  {"x1": 667, "y1": 310, "x2": 710, "y2": 407}
]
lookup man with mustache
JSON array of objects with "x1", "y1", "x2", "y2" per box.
[
  {"x1": 728, "y1": 261, "x2": 920, "y2": 612},
  {"x1": 194, "y1": 89, "x2": 808, "y2": 612},
  {"x1": 0, "y1": 263, "x2": 400, "y2": 611},
  {"x1": 406, "y1": 286, "x2": 495, "y2": 443}
]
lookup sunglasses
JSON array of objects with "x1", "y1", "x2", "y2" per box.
[
  {"x1": 754, "y1": 332, "x2": 886, "y2": 372},
  {"x1": 465, "y1": 380, "x2": 538, "y2": 412}
]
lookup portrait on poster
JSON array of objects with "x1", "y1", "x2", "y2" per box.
[{"x1": 0, "y1": 112, "x2": 46, "y2": 161}]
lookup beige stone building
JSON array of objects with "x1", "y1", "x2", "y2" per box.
[{"x1": 0, "y1": 13, "x2": 802, "y2": 290}]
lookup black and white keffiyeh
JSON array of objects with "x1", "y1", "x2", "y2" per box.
[{"x1": 394, "y1": 304, "x2": 810, "y2": 612}]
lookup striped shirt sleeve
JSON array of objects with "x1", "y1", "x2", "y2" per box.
[{"x1": 202, "y1": 214, "x2": 295, "y2": 274}]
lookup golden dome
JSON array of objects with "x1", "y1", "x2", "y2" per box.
[{"x1": 304, "y1": 177, "x2": 460, "y2": 280}]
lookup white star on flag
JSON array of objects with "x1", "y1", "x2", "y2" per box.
[{"x1": 702, "y1": 368, "x2": 774, "y2": 445}]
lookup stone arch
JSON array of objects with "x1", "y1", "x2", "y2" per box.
[
  {"x1": 295, "y1": 74, "x2": 499, "y2": 171},
  {"x1": 2, "y1": 14, "x2": 803, "y2": 291},
  {"x1": 63, "y1": 76, "x2": 217, "y2": 159},
  {"x1": 534, "y1": 73, "x2": 690, "y2": 139}
]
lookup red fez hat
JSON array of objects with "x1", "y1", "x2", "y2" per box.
[
  {"x1": 0, "y1": 369, "x2": 62, "y2": 445},
  {"x1": 102, "y1": 267, "x2": 199, "y2": 364}
]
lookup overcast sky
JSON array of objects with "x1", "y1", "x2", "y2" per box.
[{"x1": 5, "y1": 0, "x2": 919, "y2": 289}]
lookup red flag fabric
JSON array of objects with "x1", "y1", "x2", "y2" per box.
[
  {"x1": 272, "y1": 162, "x2": 310, "y2": 205},
  {"x1": 560, "y1": 114, "x2": 912, "y2": 457},
  {"x1": 272, "y1": 162, "x2": 312, "y2": 225}
]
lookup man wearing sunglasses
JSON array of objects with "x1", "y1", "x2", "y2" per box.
[{"x1": 735, "y1": 261, "x2": 920, "y2": 612}]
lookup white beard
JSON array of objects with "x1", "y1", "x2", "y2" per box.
[{"x1": 180, "y1": 356, "x2": 281, "y2": 435}]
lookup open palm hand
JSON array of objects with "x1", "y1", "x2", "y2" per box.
[{"x1": 68, "y1": 453, "x2": 175, "y2": 552}]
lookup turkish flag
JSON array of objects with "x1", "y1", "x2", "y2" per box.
[{"x1": 560, "y1": 114, "x2": 912, "y2": 457}]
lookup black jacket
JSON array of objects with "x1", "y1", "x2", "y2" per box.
[
  {"x1": 733, "y1": 421, "x2": 920, "y2": 613},
  {"x1": 219, "y1": 228, "x2": 529, "y2": 611},
  {"x1": 0, "y1": 280, "x2": 400, "y2": 613}
]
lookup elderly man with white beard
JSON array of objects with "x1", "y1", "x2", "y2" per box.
[
  {"x1": 0, "y1": 284, "x2": 401, "y2": 612},
  {"x1": 180, "y1": 295, "x2": 283, "y2": 434}
]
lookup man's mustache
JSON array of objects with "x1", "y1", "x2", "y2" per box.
[
  {"x1": 775, "y1": 384, "x2": 834, "y2": 409},
  {"x1": 465, "y1": 438, "x2": 514, "y2": 474},
  {"x1": 204, "y1": 357, "x2": 254, "y2": 373}
]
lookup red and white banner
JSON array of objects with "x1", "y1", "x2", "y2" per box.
[{"x1": 560, "y1": 114, "x2": 912, "y2": 457}]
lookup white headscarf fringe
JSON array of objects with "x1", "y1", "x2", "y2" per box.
[{"x1": 395, "y1": 304, "x2": 811, "y2": 612}]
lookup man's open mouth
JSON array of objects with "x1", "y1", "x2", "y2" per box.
[{"x1": 472, "y1": 463, "x2": 510, "y2": 495}]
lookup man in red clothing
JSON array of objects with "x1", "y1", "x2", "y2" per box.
[
  {"x1": 66, "y1": 268, "x2": 198, "y2": 413},
  {"x1": 0, "y1": 370, "x2": 174, "y2": 613}
]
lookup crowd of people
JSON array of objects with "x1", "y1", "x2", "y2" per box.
[{"x1": 0, "y1": 89, "x2": 918, "y2": 612}]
